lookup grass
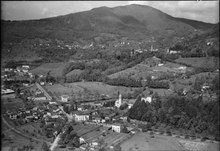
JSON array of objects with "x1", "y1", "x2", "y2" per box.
[
  {"x1": 2, "y1": 98, "x2": 24, "y2": 112},
  {"x1": 108, "y1": 61, "x2": 191, "y2": 80},
  {"x1": 30, "y1": 62, "x2": 70, "y2": 77},
  {"x1": 120, "y1": 132, "x2": 185, "y2": 151},
  {"x1": 45, "y1": 82, "x2": 137, "y2": 99},
  {"x1": 175, "y1": 57, "x2": 218, "y2": 68},
  {"x1": 66, "y1": 69, "x2": 84, "y2": 77}
]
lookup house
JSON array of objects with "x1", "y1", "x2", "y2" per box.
[
  {"x1": 207, "y1": 41, "x2": 213, "y2": 46},
  {"x1": 74, "y1": 113, "x2": 90, "y2": 122},
  {"x1": 151, "y1": 75, "x2": 158, "y2": 80},
  {"x1": 112, "y1": 124, "x2": 122, "y2": 133},
  {"x1": 141, "y1": 96, "x2": 152, "y2": 103},
  {"x1": 115, "y1": 93, "x2": 123, "y2": 108},
  {"x1": 150, "y1": 45, "x2": 158, "y2": 52},
  {"x1": 60, "y1": 95, "x2": 69, "y2": 102},
  {"x1": 79, "y1": 137, "x2": 85, "y2": 144},
  {"x1": 40, "y1": 81, "x2": 45, "y2": 86},
  {"x1": 201, "y1": 83, "x2": 210, "y2": 92},
  {"x1": 33, "y1": 93, "x2": 47, "y2": 101},
  {"x1": 9, "y1": 114, "x2": 18, "y2": 120},
  {"x1": 1, "y1": 89, "x2": 16, "y2": 98}
]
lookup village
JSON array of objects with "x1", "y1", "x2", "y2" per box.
[{"x1": 1, "y1": 51, "x2": 219, "y2": 151}]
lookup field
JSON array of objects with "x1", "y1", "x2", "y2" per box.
[
  {"x1": 143, "y1": 88, "x2": 173, "y2": 97},
  {"x1": 178, "y1": 139, "x2": 219, "y2": 151},
  {"x1": 108, "y1": 61, "x2": 191, "y2": 80},
  {"x1": 30, "y1": 62, "x2": 70, "y2": 77},
  {"x1": 175, "y1": 57, "x2": 219, "y2": 68},
  {"x1": 66, "y1": 69, "x2": 84, "y2": 78},
  {"x1": 120, "y1": 132, "x2": 185, "y2": 151},
  {"x1": 1, "y1": 130, "x2": 44, "y2": 151},
  {"x1": 2, "y1": 98, "x2": 24, "y2": 112},
  {"x1": 45, "y1": 82, "x2": 138, "y2": 99}
]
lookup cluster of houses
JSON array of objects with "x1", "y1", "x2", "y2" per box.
[{"x1": 5, "y1": 106, "x2": 45, "y2": 123}]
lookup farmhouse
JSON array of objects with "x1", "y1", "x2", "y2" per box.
[
  {"x1": 112, "y1": 124, "x2": 122, "y2": 133},
  {"x1": 60, "y1": 95, "x2": 69, "y2": 102},
  {"x1": 167, "y1": 49, "x2": 181, "y2": 54},
  {"x1": 141, "y1": 96, "x2": 152, "y2": 103}
]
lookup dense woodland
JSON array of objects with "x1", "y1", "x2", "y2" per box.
[{"x1": 128, "y1": 73, "x2": 220, "y2": 140}]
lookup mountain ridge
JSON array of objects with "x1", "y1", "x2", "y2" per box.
[{"x1": 1, "y1": 4, "x2": 218, "y2": 63}]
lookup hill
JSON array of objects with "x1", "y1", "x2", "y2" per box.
[{"x1": 1, "y1": 4, "x2": 216, "y2": 63}]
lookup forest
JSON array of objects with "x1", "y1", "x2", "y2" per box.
[{"x1": 128, "y1": 74, "x2": 220, "y2": 140}]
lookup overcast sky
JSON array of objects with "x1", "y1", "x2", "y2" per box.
[{"x1": 2, "y1": 1, "x2": 219, "y2": 23}]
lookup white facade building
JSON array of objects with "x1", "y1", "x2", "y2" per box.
[
  {"x1": 61, "y1": 95, "x2": 69, "y2": 102},
  {"x1": 74, "y1": 114, "x2": 90, "y2": 122},
  {"x1": 112, "y1": 124, "x2": 122, "y2": 133},
  {"x1": 141, "y1": 96, "x2": 152, "y2": 103}
]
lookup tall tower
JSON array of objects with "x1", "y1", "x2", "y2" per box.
[
  {"x1": 115, "y1": 93, "x2": 123, "y2": 108},
  {"x1": 118, "y1": 93, "x2": 122, "y2": 106},
  {"x1": 151, "y1": 45, "x2": 153, "y2": 51}
]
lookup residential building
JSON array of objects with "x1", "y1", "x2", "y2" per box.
[
  {"x1": 33, "y1": 93, "x2": 47, "y2": 101},
  {"x1": 74, "y1": 113, "x2": 90, "y2": 122},
  {"x1": 61, "y1": 95, "x2": 69, "y2": 102},
  {"x1": 1, "y1": 89, "x2": 16, "y2": 98},
  {"x1": 141, "y1": 96, "x2": 152, "y2": 103},
  {"x1": 112, "y1": 124, "x2": 122, "y2": 133}
]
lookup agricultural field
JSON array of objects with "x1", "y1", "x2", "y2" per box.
[
  {"x1": 108, "y1": 61, "x2": 191, "y2": 80},
  {"x1": 143, "y1": 88, "x2": 173, "y2": 97},
  {"x1": 2, "y1": 98, "x2": 24, "y2": 112},
  {"x1": 1, "y1": 130, "x2": 44, "y2": 151},
  {"x1": 66, "y1": 69, "x2": 84, "y2": 78},
  {"x1": 30, "y1": 62, "x2": 70, "y2": 77},
  {"x1": 175, "y1": 57, "x2": 219, "y2": 68},
  {"x1": 45, "y1": 82, "x2": 138, "y2": 99},
  {"x1": 120, "y1": 132, "x2": 185, "y2": 151},
  {"x1": 178, "y1": 139, "x2": 219, "y2": 151}
]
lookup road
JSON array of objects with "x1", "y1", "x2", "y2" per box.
[
  {"x1": 35, "y1": 82, "x2": 52, "y2": 100},
  {"x1": 49, "y1": 133, "x2": 61, "y2": 151},
  {"x1": 2, "y1": 115, "x2": 51, "y2": 145}
]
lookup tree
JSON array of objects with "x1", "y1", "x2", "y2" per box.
[
  {"x1": 41, "y1": 142, "x2": 50, "y2": 151},
  {"x1": 114, "y1": 144, "x2": 122, "y2": 151}
]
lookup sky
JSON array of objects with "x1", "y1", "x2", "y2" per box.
[{"x1": 2, "y1": 1, "x2": 219, "y2": 24}]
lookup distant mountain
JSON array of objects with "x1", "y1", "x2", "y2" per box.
[{"x1": 1, "y1": 4, "x2": 217, "y2": 62}]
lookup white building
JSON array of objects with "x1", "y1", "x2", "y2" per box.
[
  {"x1": 74, "y1": 114, "x2": 90, "y2": 122},
  {"x1": 61, "y1": 95, "x2": 69, "y2": 102},
  {"x1": 141, "y1": 96, "x2": 152, "y2": 103},
  {"x1": 128, "y1": 103, "x2": 133, "y2": 109},
  {"x1": 115, "y1": 94, "x2": 122, "y2": 108},
  {"x1": 112, "y1": 124, "x2": 122, "y2": 133}
]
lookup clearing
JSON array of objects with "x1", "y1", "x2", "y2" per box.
[{"x1": 30, "y1": 62, "x2": 70, "y2": 77}]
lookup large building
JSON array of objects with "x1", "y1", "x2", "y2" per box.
[
  {"x1": 112, "y1": 124, "x2": 122, "y2": 133},
  {"x1": 1, "y1": 89, "x2": 16, "y2": 99}
]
